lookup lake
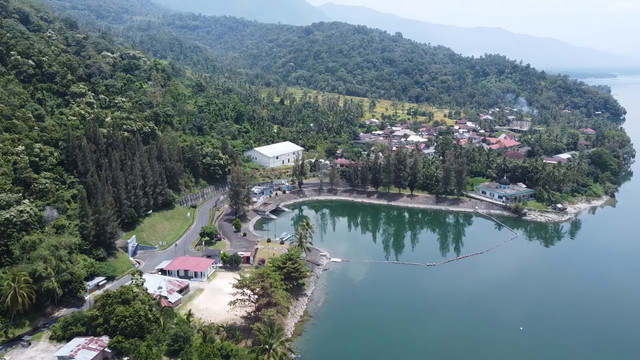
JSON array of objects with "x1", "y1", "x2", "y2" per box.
[{"x1": 256, "y1": 76, "x2": 640, "y2": 359}]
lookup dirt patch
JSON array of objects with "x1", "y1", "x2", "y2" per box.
[
  {"x1": 183, "y1": 270, "x2": 248, "y2": 324},
  {"x1": 3, "y1": 333, "x2": 62, "y2": 360}
]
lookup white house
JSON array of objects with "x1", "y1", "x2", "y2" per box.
[
  {"x1": 160, "y1": 256, "x2": 216, "y2": 281},
  {"x1": 244, "y1": 141, "x2": 303, "y2": 168},
  {"x1": 476, "y1": 177, "x2": 535, "y2": 204}
]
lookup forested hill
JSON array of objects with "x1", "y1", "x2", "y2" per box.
[
  {"x1": 43, "y1": 0, "x2": 626, "y2": 120},
  {"x1": 0, "y1": 0, "x2": 363, "y2": 318}
]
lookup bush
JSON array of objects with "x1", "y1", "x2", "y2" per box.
[
  {"x1": 282, "y1": 189, "x2": 287, "y2": 194},
  {"x1": 257, "y1": 258, "x2": 266, "y2": 266},
  {"x1": 266, "y1": 238, "x2": 272, "y2": 243},
  {"x1": 220, "y1": 251, "x2": 229, "y2": 264},
  {"x1": 225, "y1": 253, "x2": 242, "y2": 268},
  {"x1": 233, "y1": 218, "x2": 242, "y2": 232},
  {"x1": 280, "y1": 240, "x2": 285, "y2": 245},
  {"x1": 50, "y1": 311, "x2": 90, "y2": 342},
  {"x1": 243, "y1": 231, "x2": 247, "y2": 237}
]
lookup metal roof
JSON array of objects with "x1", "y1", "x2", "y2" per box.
[
  {"x1": 163, "y1": 256, "x2": 215, "y2": 272},
  {"x1": 249, "y1": 141, "x2": 303, "y2": 158},
  {"x1": 54, "y1": 336, "x2": 110, "y2": 360}
]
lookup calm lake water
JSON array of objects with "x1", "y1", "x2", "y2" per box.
[{"x1": 256, "y1": 76, "x2": 640, "y2": 359}]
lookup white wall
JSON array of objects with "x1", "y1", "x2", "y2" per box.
[{"x1": 244, "y1": 149, "x2": 303, "y2": 168}]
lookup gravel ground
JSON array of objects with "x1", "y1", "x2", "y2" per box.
[{"x1": 184, "y1": 270, "x2": 248, "y2": 325}]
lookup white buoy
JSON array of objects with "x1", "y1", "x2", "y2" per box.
[{"x1": 520, "y1": 327, "x2": 523, "y2": 330}]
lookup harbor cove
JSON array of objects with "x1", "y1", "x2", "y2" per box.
[{"x1": 257, "y1": 77, "x2": 640, "y2": 359}]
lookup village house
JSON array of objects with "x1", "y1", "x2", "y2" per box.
[
  {"x1": 142, "y1": 273, "x2": 190, "y2": 308},
  {"x1": 243, "y1": 141, "x2": 303, "y2": 168},
  {"x1": 55, "y1": 336, "x2": 112, "y2": 360},
  {"x1": 159, "y1": 256, "x2": 216, "y2": 281},
  {"x1": 503, "y1": 151, "x2": 525, "y2": 161},
  {"x1": 508, "y1": 119, "x2": 532, "y2": 133},
  {"x1": 476, "y1": 177, "x2": 535, "y2": 204},
  {"x1": 334, "y1": 158, "x2": 354, "y2": 168},
  {"x1": 486, "y1": 137, "x2": 521, "y2": 150},
  {"x1": 579, "y1": 128, "x2": 597, "y2": 135},
  {"x1": 392, "y1": 129, "x2": 416, "y2": 139}
]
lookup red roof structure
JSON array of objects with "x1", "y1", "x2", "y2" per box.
[
  {"x1": 504, "y1": 151, "x2": 525, "y2": 160},
  {"x1": 163, "y1": 257, "x2": 214, "y2": 272},
  {"x1": 486, "y1": 137, "x2": 521, "y2": 150}
]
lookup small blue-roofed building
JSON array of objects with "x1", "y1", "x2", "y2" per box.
[{"x1": 476, "y1": 177, "x2": 535, "y2": 204}]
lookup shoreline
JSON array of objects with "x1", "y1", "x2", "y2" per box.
[{"x1": 248, "y1": 188, "x2": 613, "y2": 339}]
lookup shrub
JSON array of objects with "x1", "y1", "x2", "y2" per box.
[
  {"x1": 257, "y1": 258, "x2": 266, "y2": 266},
  {"x1": 282, "y1": 189, "x2": 287, "y2": 194},
  {"x1": 243, "y1": 231, "x2": 247, "y2": 237},
  {"x1": 266, "y1": 238, "x2": 272, "y2": 243},
  {"x1": 233, "y1": 218, "x2": 242, "y2": 232},
  {"x1": 280, "y1": 240, "x2": 285, "y2": 245},
  {"x1": 226, "y1": 253, "x2": 242, "y2": 268}
]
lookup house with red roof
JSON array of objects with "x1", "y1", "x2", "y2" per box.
[
  {"x1": 55, "y1": 336, "x2": 112, "y2": 360},
  {"x1": 334, "y1": 158, "x2": 354, "y2": 168},
  {"x1": 161, "y1": 256, "x2": 215, "y2": 281},
  {"x1": 486, "y1": 137, "x2": 521, "y2": 150},
  {"x1": 579, "y1": 128, "x2": 596, "y2": 135}
]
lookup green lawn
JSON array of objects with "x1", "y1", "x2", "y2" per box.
[
  {"x1": 526, "y1": 200, "x2": 550, "y2": 211},
  {"x1": 125, "y1": 206, "x2": 195, "y2": 250},
  {"x1": 107, "y1": 250, "x2": 135, "y2": 279},
  {"x1": 468, "y1": 177, "x2": 491, "y2": 190}
]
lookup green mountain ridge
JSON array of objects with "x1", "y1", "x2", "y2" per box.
[
  {"x1": 42, "y1": 0, "x2": 626, "y2": 120},
  {"x1": 150, "y1": 0, "x2": 329, "y2": 25}
]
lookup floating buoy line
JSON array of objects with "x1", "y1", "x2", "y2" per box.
[{"x1": 326, "y1": 211, "x2": 520, "y2": 267}]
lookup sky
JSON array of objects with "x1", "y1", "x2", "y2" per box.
[{"x1": 307, "y1": 0, "x2": 640, "y2": 59}]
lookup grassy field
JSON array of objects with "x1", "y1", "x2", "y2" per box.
[
  {"x1": 284, "y1": 87, "x2": 453, "y2": 125},
  {"x1": 106, "y1": 250, "x2": 135, "y2": 279},
  {"x1": 526, "y1": 200, "x2": 550, "y2": 211},
  {"x1": 125, "y1": 206, "x2": 195, "y2": 250},
  {"x1": 255, "y1": 241, "x2": 289, "y2": 263}
]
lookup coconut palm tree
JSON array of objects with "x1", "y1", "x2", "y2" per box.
[
  {"x1": 254, "y1": 319, "x2": 292, "y2": 360},
  {"x1": 293, "y1": 218, "x2": 314, "y2": 255},
  {"x1": 0, "y1": 269, "x2": 36, "y2": 321}
]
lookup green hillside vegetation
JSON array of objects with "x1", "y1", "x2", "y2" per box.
[
  {"x1": 0, "y1": 0, "x2": 361, "y2": 332},
  {"x1": 44, "y1": 0, "x2": 625, "y2": 121},
  {"x1": 0, "y1": 0, "x2": 635, "y2": 348}
]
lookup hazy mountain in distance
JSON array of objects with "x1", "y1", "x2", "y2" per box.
[
  {"x1": 318, "y1": 3, "x2": 637, "y2": 71},
  {"x1": 150, "y1": 0, "x2": 329, "y2": 25}
]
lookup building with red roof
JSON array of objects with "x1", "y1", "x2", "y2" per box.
[
  {"x1": 161, "y1": 256, "x2": 215, "y2": 281},
  {"x1": 579, "y1": 128, "x2": 596, "y2": 135},
  {"x1": 486, "y1": 137, "x2": 521, "y2": 150},
  {"x1": 334, "y1": 158, "x2": 354, "y2": 168},
  {"x1": 55, "y1": 336, "x2": 112, "y2": 360}
]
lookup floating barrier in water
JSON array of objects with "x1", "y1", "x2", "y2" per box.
[{"x1": 334, "y1": 211, "x2": 521, "y2": 268}]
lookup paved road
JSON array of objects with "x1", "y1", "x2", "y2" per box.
[{"x1": 136, "y1": 197, "x2": 219, "y2": 272}]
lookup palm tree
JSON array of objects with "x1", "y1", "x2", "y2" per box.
[
  {"x1": 255, "y1": 319, "x2": 292, "y2": 360},
  {"x1": 293, "y1": 218, "x2": 314, "y2": 255},
  {"x1": 0, "y1": 270, "x2": 36, "y2": 321}
]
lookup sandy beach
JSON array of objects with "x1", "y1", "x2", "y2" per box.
[{"x1": 184, "y1": 270, "x2": 248, "y2": 324}]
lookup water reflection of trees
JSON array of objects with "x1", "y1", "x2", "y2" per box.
[
  {"x1": 304, "y1": 202, "x2": 475, "y2": 260},
  {"x1": 300, "y1": 201, "x2": 584, "y2": 259},
  {"x1": 500, "y1": 217, "x2": 582, "y2": 247}
]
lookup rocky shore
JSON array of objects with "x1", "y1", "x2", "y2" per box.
[
  {"x1": 283, "y1": 247, "x2": 329, "y2": 337},
  {"x1": 524, "y1": 196, "x2": 612, "y2": 223}
]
